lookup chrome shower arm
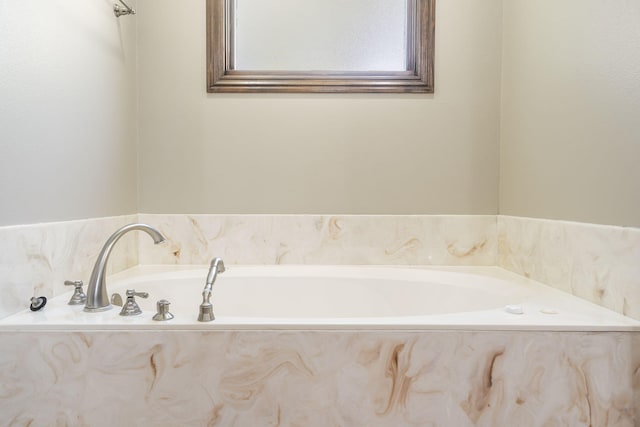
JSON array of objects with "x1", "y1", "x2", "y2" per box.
[{"x1": 114, "y1": 0, "x2": 136, "y2": 17}]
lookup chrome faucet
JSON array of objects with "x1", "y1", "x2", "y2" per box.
[
  {"x1": 198, "y1": 257, "x2": 225, "y2": 322},
  {"x1": 84, "y1": 223, "x2": 165, "y2": 312}
]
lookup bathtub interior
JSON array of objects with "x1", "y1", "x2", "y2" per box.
[{"x1": 110, "y1": 266, "x2": 529, "y2": 318}]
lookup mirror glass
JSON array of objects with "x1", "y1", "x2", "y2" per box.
[
  {"x1": 234, "y1": 0, "x2": 409, "y2": 72},
  {"x1": 207, "y1": 0, "x2": 435, "y2": 93}
]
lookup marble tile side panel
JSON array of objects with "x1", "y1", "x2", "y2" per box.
[
  {"x1": 0, "y1": 330, "x2": 637, "y2": 426},
  {"x1": 138, "y1": 214, "x2": 497, "y2": 266},
  {"x1": 0, "y1": 215, "x2": 138, "y2": 319},
  {"x1": 498, "y1": 216, "x2": 640, "y2": 320}
]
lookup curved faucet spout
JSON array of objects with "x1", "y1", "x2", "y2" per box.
[{"x1": 84, "y1": 223, "x2": 165, "y2": 312}]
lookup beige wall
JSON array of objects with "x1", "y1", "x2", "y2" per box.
[
  {"x1": 500, "y1": 0, "x2": 640, "y2": 227},
  {"x1": 0, "y1": 0, "x2": 138, "y2": 226},
  {"x1": 6, "y1": 1, "x2": 636, "y2": 227},
  {"x1": 137, "y1": 0, "x2": 502, "y2": 214}
]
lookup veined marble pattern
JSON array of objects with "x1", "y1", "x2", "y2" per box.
[
  {"x1": 498, "y1": 216, "x2": 640, "y2": 321},
  {"x1": 0, "y1": 330, "x2": 637, "y2": 426},
  {"x1": 0, "y1": 215, "x2": 138, "y2": 320},
  {"x1": 138, "y1": 214, "x2": 497, "y2": 266}
]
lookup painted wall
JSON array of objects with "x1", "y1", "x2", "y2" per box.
[
  {"x1": 137, "y1": 0, "x2": 503, "y2": 215},
  {"x1": 500, "y1": 0, "x2": 640, "y2": 227},
  {"x1": 0, "y1": 0, "x2": 138, "y2": 226},
  {"x1": 5, "y1": 0, "x2": 637, "y2": 227}
]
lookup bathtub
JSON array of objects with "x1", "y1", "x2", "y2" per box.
[
  {"x1": 2, "y1": 265, "x2": 638, "y2": 331},
  {"x1": 1, "y1": 265, "x2": 639, "y2": 425}
]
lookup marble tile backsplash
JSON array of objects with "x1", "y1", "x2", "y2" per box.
[
  {"x1": 498, "y1": 216, "x2": 640, "y2": 320},
  {"x1": 137, "y1": 214, "x2": 498, "y2": 266},
  {"x1": 0, "y1": 215, "x2": 138, "y2": 319}
]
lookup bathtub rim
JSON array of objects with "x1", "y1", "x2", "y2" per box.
[{"x1": 2, "y1": 265, "x2": 639, "y2": 332}]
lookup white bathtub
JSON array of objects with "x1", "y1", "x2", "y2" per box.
[{"x1": 2, "y1": 265, "x2": 639, "y2": 331}]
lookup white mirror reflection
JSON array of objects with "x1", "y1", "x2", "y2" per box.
[{"x1": 233, "y1": 0, "x2": 409, "y2": 72}]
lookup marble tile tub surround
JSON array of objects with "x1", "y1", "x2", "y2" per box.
[
  {"x1": 0, "y1": 215, "x2": 138, "y2": 320},
  {"x1": 0, "y1": 330, "x2": 637, "y2": 426},
  {"x1": 499, "y1": 216, "x2": 640, "y2": 321},
  {"x1": 3, "y1": 213, "x2": 640, "y2": 321},
  {"x1": 138, "y1": 214, "x2": 498, "y2": 266}
]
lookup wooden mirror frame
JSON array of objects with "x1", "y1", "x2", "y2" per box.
[{"x1": 206, "y1": 0, "x2": 435, "y2": 93}]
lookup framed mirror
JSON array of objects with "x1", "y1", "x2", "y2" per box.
[{"x1": 206, "y1": 0, "x2": 435, "y2": 93}]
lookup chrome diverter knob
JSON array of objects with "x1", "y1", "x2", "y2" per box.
[{"x1": 152, "y1": 300, "x2": 174, "y2": 321}]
